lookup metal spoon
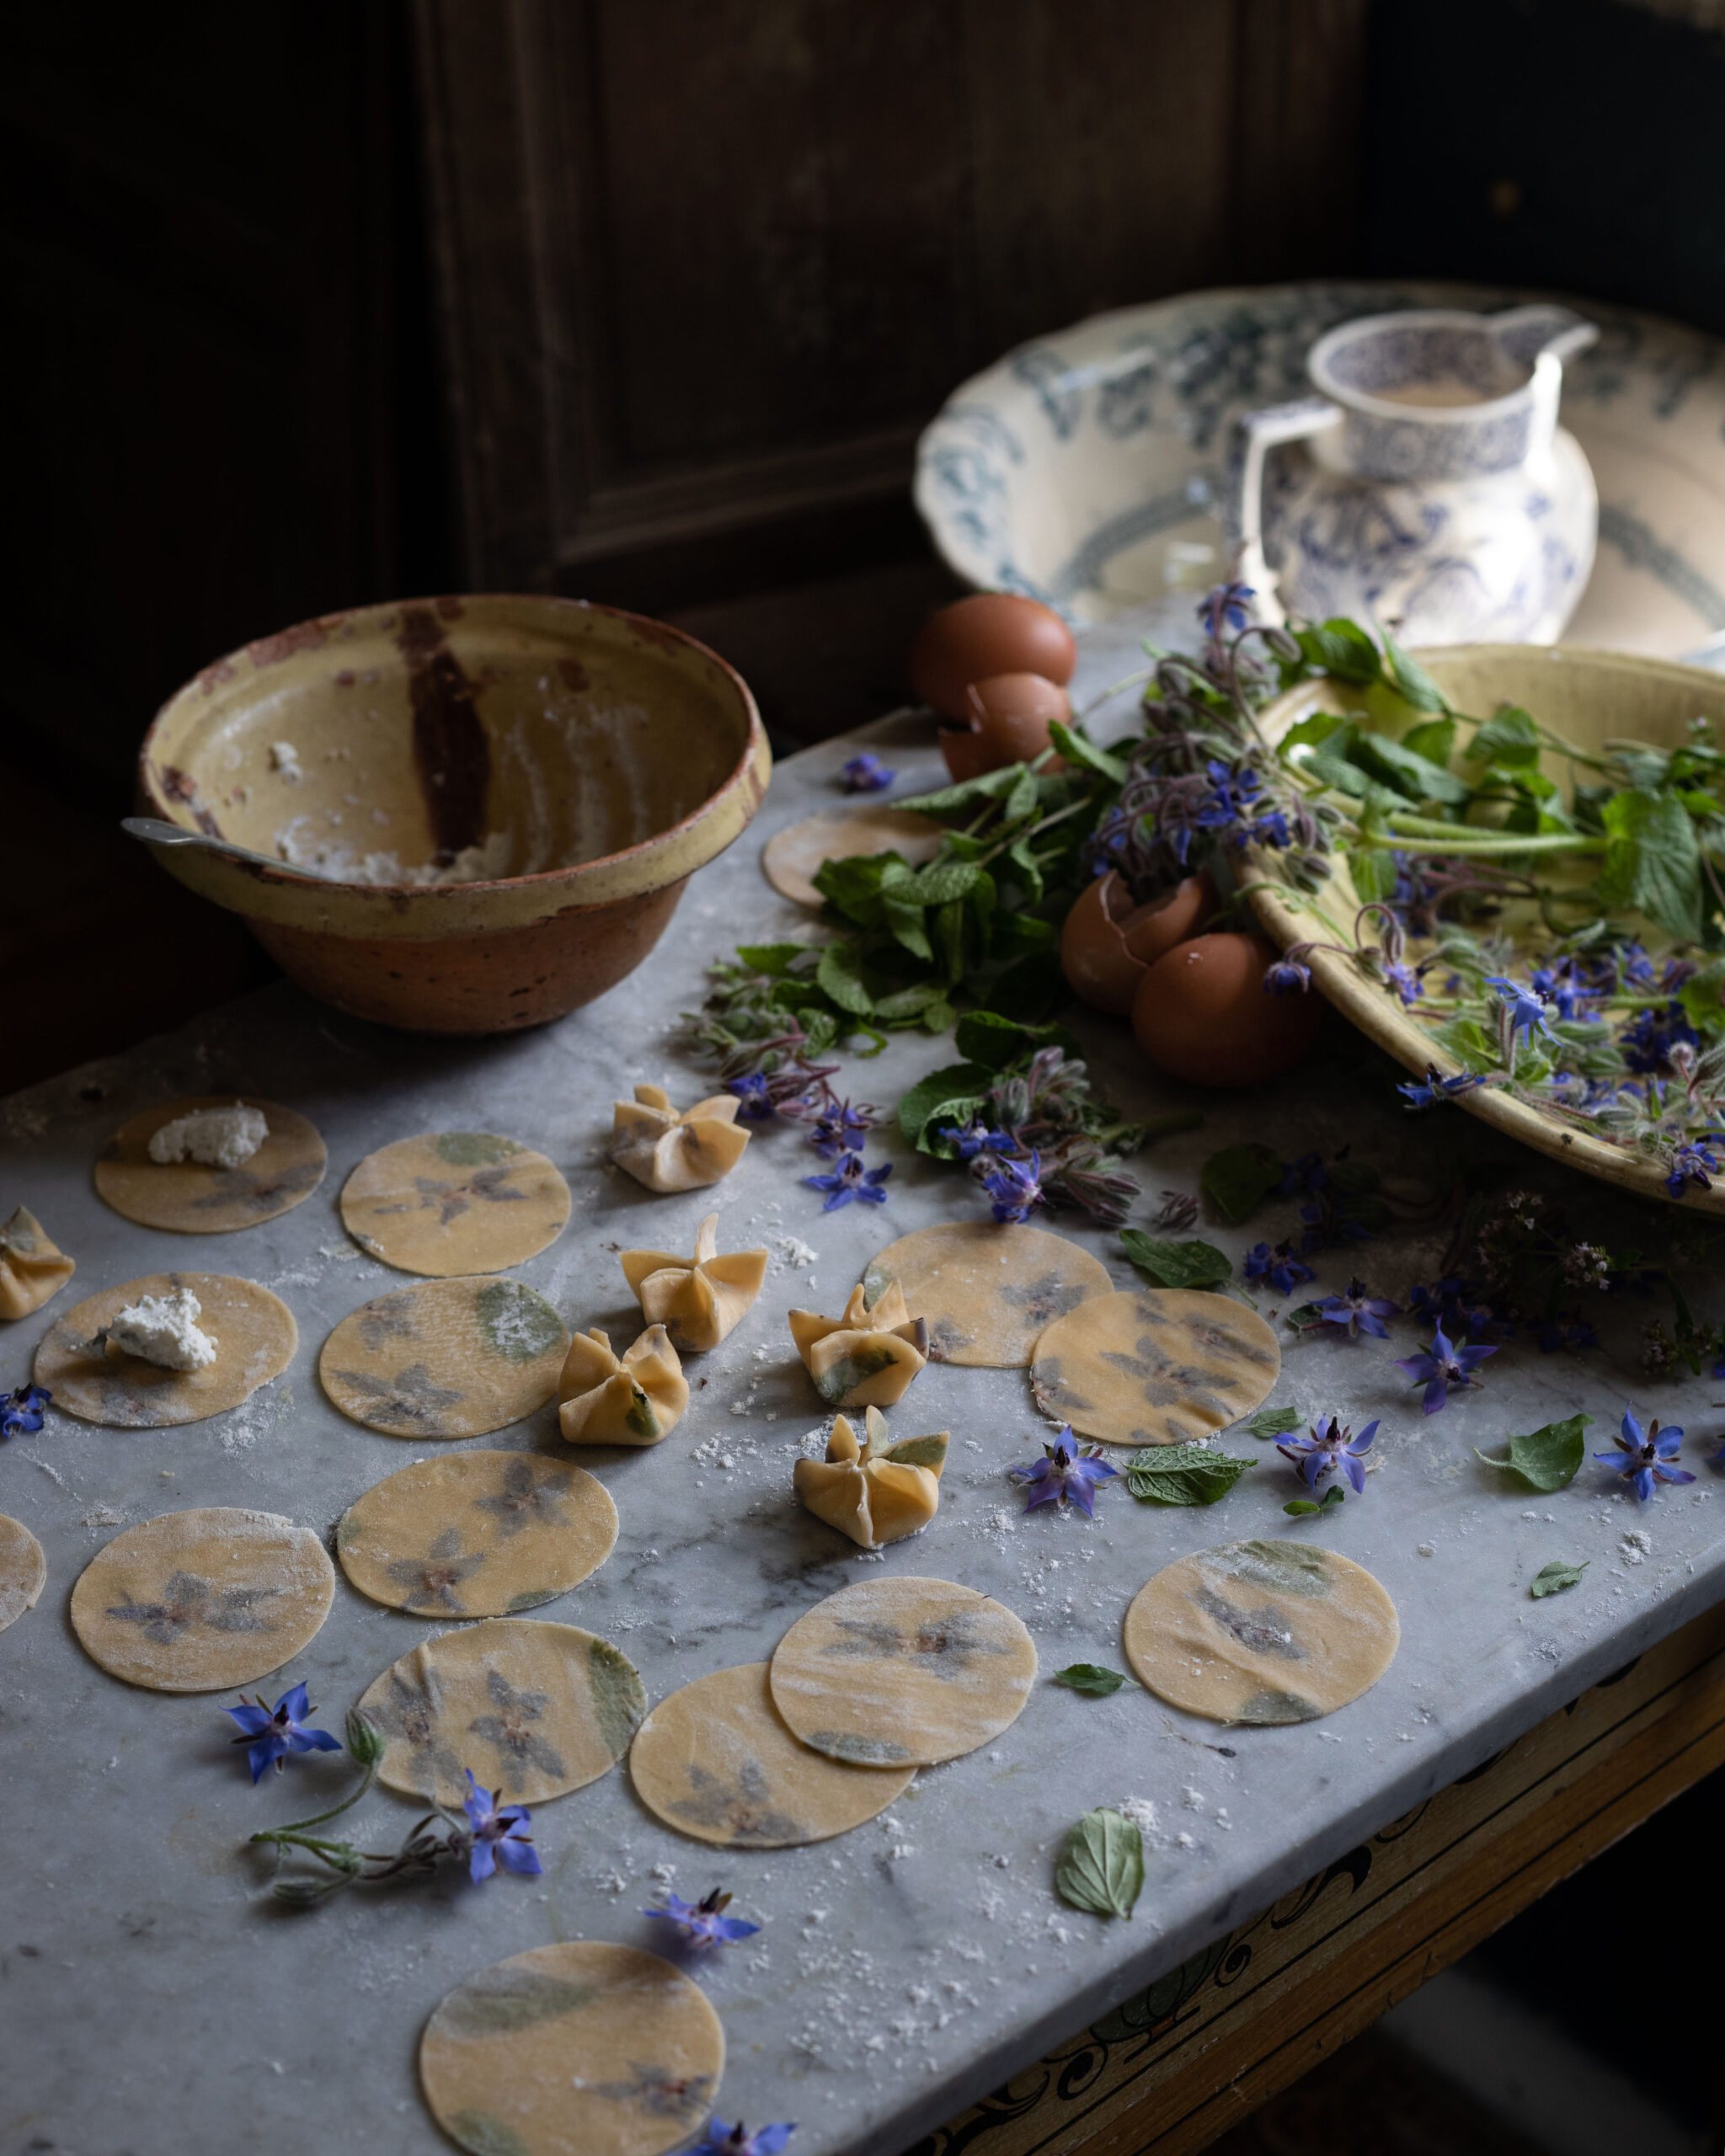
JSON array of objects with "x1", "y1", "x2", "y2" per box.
[{"x1": 121, "y1": 816, "x2": 335, "y2": 881}]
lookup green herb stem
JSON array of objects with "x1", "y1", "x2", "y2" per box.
[{"x1": 249, "y1": 1758, "x2": 378, "y2": 1840}]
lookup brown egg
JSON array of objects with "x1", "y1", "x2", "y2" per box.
[
  {"x1": 939, "y1": 673, "x2": 1071, "y2": 782},
  {"x1": 910, "y1": 595, "x2": 1077, "y2": 719},
  {"x1": 1060, "y1": 871, "x2": 1218, "y2": 1015},
  {"x1": 1131, "y1": 933, "x2": 1323, "y2": 1087}
]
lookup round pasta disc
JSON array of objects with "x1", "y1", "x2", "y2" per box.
[
  {"x1": 769, "y1": 1575, "x2": 1037, "y2": 1767},
  {"x1": 35, "y1": 1273, "x2": 297, "y2": 1428},
  {"x1": 860, "y1": 1220, "x2": 1113, "y2": 1367},
  {"x1": 357, "y1": 1617, "x2": 645, "y2": 1804},
  {"x1": 0, "y1": 1514, "x2": 46, "y2": 1631},
  {"x1": 420, "y1": 1941, "x2": 724, "y2": 2156},
  {"x1": 762, "y1": 804, "x2": 943, "y2": 907},
  {"x1": 1032, "y1": 1286, "x2": 1280, "y2": 1446},
  {"x1": 69, "y1": 1507, "x2": 334, "y2": 1692},
  {"x1": 320, "y1": 1277, "x2": 569, "y2": 1438},
  {"x1": 340, "y1": 1132, "x2": 569, "y2": 1276},
  {"x1": 631, "y1": 1661, "x2": 914, "y2": 1847},
  {"x1": 337, "y1": 1449, "x2": 617, "y2": 1616},
  {"x1": 94, "y1": 1095, "x2": 326, "y2": 1233},
  {"x1": 1124, "y1": 1539, "x2": 1399, "y2": 1726}
]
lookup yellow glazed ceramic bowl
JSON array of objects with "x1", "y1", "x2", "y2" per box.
[
  {"x1": 1250, "y1": 645, "x2": 1725, "y2": 1210},
  {"x1": 137, "y1": 595, "x2": 770, "y2": 1033}
]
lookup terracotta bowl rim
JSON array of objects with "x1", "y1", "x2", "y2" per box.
[{"x1": 136, "y1": 591, "x2": 768, "y2": 905}]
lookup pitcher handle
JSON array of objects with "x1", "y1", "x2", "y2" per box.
[
  {"x1": 1231, "y1": 396, "x2": 1341, "y2": 628},
  {"x1": 1489, "y1": 303, "x2": 1599, "y2": 371}
]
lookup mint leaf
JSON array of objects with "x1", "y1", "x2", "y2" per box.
[
  {"x1": 1278, "y1": 710, "x2": 1348, "y2": 759},
  {"x1": 1476, "y1": 1413, "x2": 1593, "y2": 1493},
  {"x1": 1597, "y1": 787, "x2": 1704, "y2": 942},
  {"x1": 1200, "y1": 1142, "x2": 1283, "y2": 1224},
  {"x1": 896, "y1": 1062, "x2": 991, "y2": 1148},
  {"x1": 1052, "y1": 1663, "x2": 1126, "y2": 1697},
  {"x1": 1119, "y1": 1231, "x2": 1231, "y2": 1290},
  {"x1": 1466, "y1": 705, "x2": 1541, "y2": 767},
  {"x1": 1348, "y1": 843, "x2": 1400, "y2": 904},
  {"x1": 953, "y1": 1010, "x2": 1076, "y2": 1073},
  {"x1": 1381, "y1": 626, "x2": 1450, "y2": 712},
  {"x1": 1048, "y1": 719, "x2": 1129, "y2": 783},
  {"x1": 1125, "y1": 1442, "x2": 1254, "y2": 1506},
  {"x1": 815, "y1": 940, "x2": 877, "y2": 1015},
  {"x1": 1346, "y1": 731, "x2": 1471, "y2": 807},
  {"x1": 1284, "y1": 1485, "x2": 1345, "y2": 1517},
  {"x1": 1530, "y1": 1559, "x2": 1589, "y2": 1598},
  {"x1": 1246, "y1": 1403, "x2": 1304, "y2": 1440},
  {"x1": 1297, "y1": 618, "x2": 1382, "y2": 684},
  {"x1": 734, "y1": 942, "x2": 810, "y2": 975},
  {"x1": 1055, "y1": 1806, "x2": 1144, "y2": 1919},
  {"x1": 1402, "y1": 715, "x2": 1457, "y2": 766}
]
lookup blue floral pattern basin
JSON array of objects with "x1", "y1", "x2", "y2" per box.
[{"x1": 915, "y1": 280, "x2": 1725, "y2": 664}]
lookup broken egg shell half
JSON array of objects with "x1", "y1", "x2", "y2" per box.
[
  {"x1": 938, "y1": 672, "x2": 1071, "y2": 783},
  {"x1": 1131, "y1": 931, "x2": 1324, "y2": 1086},
  {"x1": 1060, "y1": 869, "x2": 1218, "y2": 1016},
  {"x1": 909, "y1": 594, "x2": 1076, "y2": 720}
]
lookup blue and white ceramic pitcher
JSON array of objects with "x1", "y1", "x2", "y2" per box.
[{"x1": 1233, "y1": 304, "x2": 1599, "y2": 644}]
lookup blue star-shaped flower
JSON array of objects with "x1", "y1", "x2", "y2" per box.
[
  {"x1": 1596, "y1": 1407, "x2": 1694, "y2": 1502},
  {"x1": 982, "y1": 1150, "x2": 1048, "y2": 1224},
  {"x1": 1397, "y1": 1062, "x2": 1483, "y2": 1110},
  {"x1": 837, "y1": 752, "x2": 894, "y2": 794},
  {"x1": 1316, "y1": 1279, "x2": 1398, "y2": 1339},
  {"x1": 461, "y1": 1769, "x2": 543, "y2": 1884},
  {"x1": 1008, "y1": 1427, "x2": 1119, "y2": 1518},
  {"x1": 1394, "y1": 1325, "x2": 1497, "y2": 1414},
  {"x1": 727, "y1": 1074, "x2": 778, "y2": 1121},
  {"x1": 1199, "y1": 582, "x2": 1255, "y2": 637},
  {"x1": 1242, "y1": 1240, "x2": 1314, "y2": 1296},
  {"x1": 225, "y1": 1682, "x2": 343, "y2": 1783},
  {"x1": 1484, "y1": 974, "x2": 1557, "y2": 1045},
  {"x1": 644, "y1": 1887, "x2": 761, "y2": 1949},
  {"x1": 1382, "y1": 959, "x2": 1423, "y2": 1007},
  {"x1": 0, "y1": 1382, "x2": 50, "y2": 1441},
  {"x1": 803, "y1": 1154, "x2": 891, "y2": 1212},
  {"x1": 1263, "y1": 958, "x2": 1311, "y2": 995},
  {"x1": 692, "y1": 2123, "x2": 796, "y2": 2156},
  {"x1": 1666, "y1": 1135, "x2": 1725, "y2": 1197},
  {"x1": 1278, "y1": 1413, "x2": 1379, "y2": 1494},
  {"x1": 938, "y1": 1119, "x2": 1016, "y2": 1161},
  {"x1": 808, "y1": 1101, "x2": 873, "y2": 1159}
]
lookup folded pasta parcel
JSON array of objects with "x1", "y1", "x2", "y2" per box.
[
  {"x1": 619, "y1": 1211, "x2": 767, "y2": 1352},
  {"x1": 0, "y1": 1207, "x2": 74, "y2": 1320},
  {"x1": 558, "y1": 1323, "x2": 688, "y2": 1444},
  {"x1": 610, "y1": 1083, "x2": 750, "y2": 1194},
  {"x1": 789, "y1": 1280, "x2": 927, "y2": 1407},
  {"x1": 794, "y1": 1406, "x2": 948, "y2": 1549}
]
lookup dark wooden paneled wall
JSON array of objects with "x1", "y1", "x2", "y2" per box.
[{"x1": 415, "y1": 0, "x2": 1370, "y2": 617}]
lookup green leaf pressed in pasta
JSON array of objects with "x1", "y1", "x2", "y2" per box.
[
  {"x1": 1200, "y1": 1141, "x2": 1283, "y2": 1224},
  {"x1": 437, "y1": 1970, "x2": 599, "y2": 2039},
  {"x1": 586, "y1": 1636, "x2": 647, "y2": 1757},
  {"x1": 474, "y1": 1279, "x2": 564, "y2": 1363},
  {"x1": 1055, "y1": 1806, "x2": 1145, "y2": 1919},
  {"x1": 809, "y1": 1730, "x2": 913, "y2": 1764},
  {"x1": 1476, "y1": 1413, "x2": 1593, "y2": 1493},
  {"x1": 1246, "y1": 1403, "x2": 1305, "y2": 1440},
  {"x1": 1530, "y1": 1559, "x2": 1589, "y2": 1598},
  {"x1": 1119, "y1": 1230, "x2": 1232, "y2": 1290},
  {"x1": 1233, "y1": 1539, "x2": 1332, "y2": 1593},
  {"x1": 435, "y1": 1133, "x2": 521, "y2": 1167},
  {"x1": 884, "y1": 1432, "x2": 948, "y2": 1470},
  {"x1": 1124, "y1": 1442, "x2": 1254, "y2": 1507},
  {"x1": 505, "y1": 1588, "x2": 560, "y2": 1613},
  {"x1": 449, "y1": 2111, "x2": 532, "y2": 2156},
  {"x1": 1052, "y1": 1663, "x2": 1127, "y2": 1697}
]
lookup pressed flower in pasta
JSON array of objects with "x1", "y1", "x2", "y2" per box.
[
  {"x1": 226, "y1": 1682, "x2": 342, "y2": 1783},
  {"x1": 644, "y1": 1887, "x2": 761, "y2": 1949},
  {"x1": 1010, "y1": 1427, "x2": 1119, "y2": 1517}
]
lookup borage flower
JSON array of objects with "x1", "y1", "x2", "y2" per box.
[
  {"x1": 1397, "y1": 1063, "x2": 1483, "y2": 1111},
  {"x1": 461, "y1": 1769, "x2": 543, "y2": 1884},
  {"x1": 984, "y1": 1150, "x2": 1049, "y2": 1225},
  {"x1": 1395, "y1": 1325, "x2": 1497, "y2": 1414},
  {"x1": 727, "y1": 1065, "x2": 829, "y2": 1121},
  {"x1": 939, "y1": 1118, "x2": 1016, "y2": 1161},
  {"x1": 1009, "y1": 1427, "x2": 1119, "y2": 1518},
  {"x1": 645, "y1": 1887, "x2": 760, "y2": 1950},
  {"x1": 1263, "y1": 958, "x2": 1311, "y2": 995},
  {"x1": 1595, "y1": 1406, "x2": 1693, "y2": 1502},
  {"x1": 0, "y1": 1382, "x2": 49, "y2": 1441},
  {"x1": 692, "y1": 2122, "x2": 796, "y2": 2156},
  {"x1": 1316, "y1": 1279, "x2": 1398, "y2": 1340},
  {"x1": 1153, "y1": 1190, "x2": 1199, "y2": 1232},
  {"x1": 1243, "y1": 1240, "x2": 1314, "y2": 1297},
  {"x1": 1199, "y1": 582, "x2": 1255, "y2": 638},
  {"x1": 1484, "y1": 975, "x2": 1557, "y2": 1045},
  {"x1": 808, "y1": 1100, "x2": 873, "y2": 1159},
  {"x1": 837, "y1": 752, "x2": 893, "y2": 794},
  {"x1": 1666, "y1": 1135, "x2": 1725, "y2": 1197},
  {"x1": 1278, "y1": 1413, "x2": 1379, "y2": 1494},
  {"x1": 803, "y1": 1153, "x2": 891, "y2": 1212},
  {"x1": 225, "y1": 1682, "x2": 343, "y2": 1784},
  {"x1": 1382, "y1": 959, "x2": 1423, "y2": 1007}
]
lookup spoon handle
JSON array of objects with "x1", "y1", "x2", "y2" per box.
[{"x1": 121, "y1": 816, "x2": 329, "y2": 879}]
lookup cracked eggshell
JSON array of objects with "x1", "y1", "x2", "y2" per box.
[
  {"x1": 908, "y1": 595, "x2": 1076, "y2": 719},
  {"x1": 558, "y1": 1324, "x2": 687, "y2": 1444},
  {"x1": 1132, "y1": 931, "x2": 1323, "y2": 1086},
  {"x1": 788, "y1": 1279, "x2": 928, "y2": 1406},
  {"x1": 609, "y1": 1084, "x2": 750, "y2": 1193},
  {"x1": 1032, "y1": 1284, "x2": 1279, "y2": 1446},
  {"x1": 0, "y1": 1205, "x2": 74, "y2": 1318},
  {"x1": 1060, "y1": 871, "x2": 1217, "y2": 1016},
  {"x1": 793, "y1": 1405, "x2": 948, "y2": 1549},
  {"x1": 618, "y1": 1212, "x2": 766, "y2": 1353}
]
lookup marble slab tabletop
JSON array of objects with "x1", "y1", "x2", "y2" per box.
[{"x1": 6, "y1": 644, "x2": 1724, "y2": 2156}]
